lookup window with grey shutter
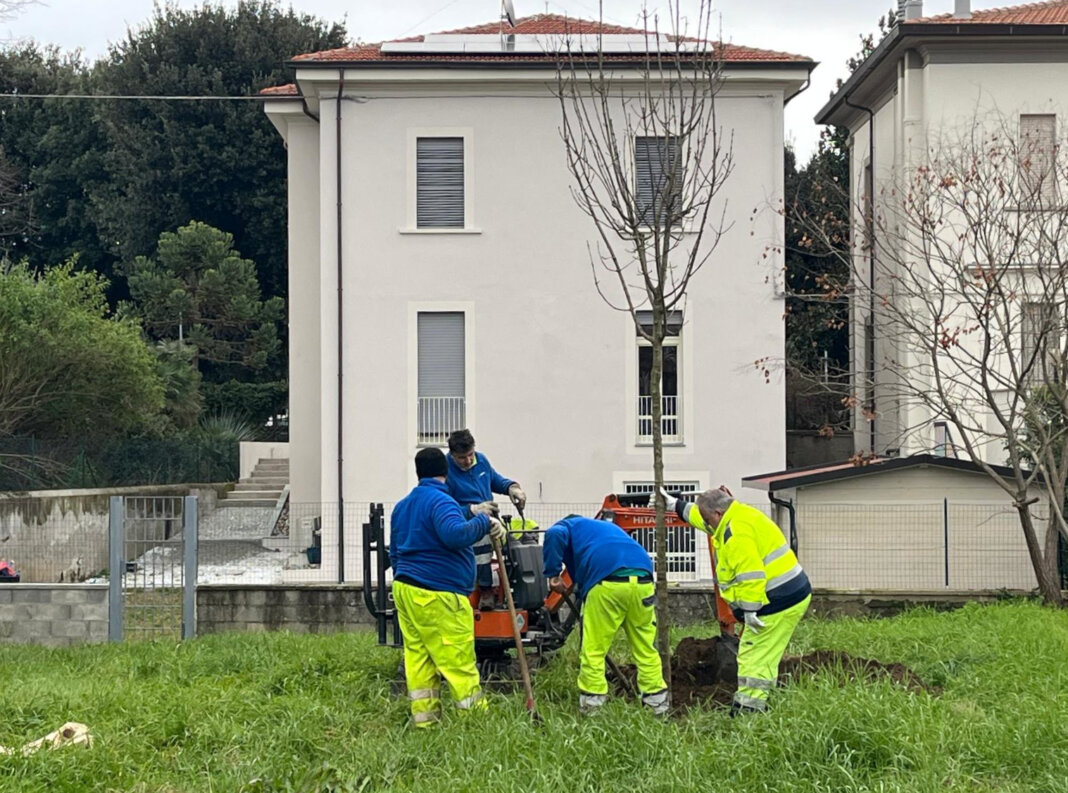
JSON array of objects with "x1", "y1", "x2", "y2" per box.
[
  {"x1": 417, "y1": 312, "x2": 466, "y2": 443},
  {"x1": 1020, "y1": 115, "x2": 1057, "y2": 205},
  {"x1": 417, "y1": 137, "x2": 465, "y2": 228},
  {"x1": 635, "y1": 136, "x2": 681, "y2": 227}
]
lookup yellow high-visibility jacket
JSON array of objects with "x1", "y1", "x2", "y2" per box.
[{"x1": 679, "y1": 500, "x2": 811, "y2": 616}]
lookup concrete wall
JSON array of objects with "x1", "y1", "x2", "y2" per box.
[
  {"x1": 0, "y1": 584, "x2": 108, "y2": 646},
  {"x1": 268, "y1": 66, "x2": 806, "y2": 582},
  {"x1": 197, "y1": 583, "x2": 1029, "y2": 634}
]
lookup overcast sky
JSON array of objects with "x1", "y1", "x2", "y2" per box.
[{"x1": 3, "y1": 0, "x2": 1010, "y2": 158}]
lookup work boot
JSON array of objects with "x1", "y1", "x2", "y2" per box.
[
  {"x1": 579, "y1": 693, "x2": 607, "y2": 716},
  {"x1": 641, "y1": 688, "x2": 671, "y2": 717},
  {"x1": 478, "y1": 590, "x2": 496, "y2": 611}
]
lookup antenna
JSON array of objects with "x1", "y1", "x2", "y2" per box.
[{"x1": 500, "y1": 0, "x2": 517, "y2": 51}]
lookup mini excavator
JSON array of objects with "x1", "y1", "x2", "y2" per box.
[{"x1": 362, "y1": 493, "x2": 736, "y2": 680}]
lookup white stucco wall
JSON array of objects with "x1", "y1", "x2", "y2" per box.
[{"x1": 270, "y1": 67, "x2": 804, "y2": 581}]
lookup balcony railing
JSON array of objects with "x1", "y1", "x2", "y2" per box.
[
  {"x1": 637, "y1": 395, "x2": 680, "y2": 442},
  {"x1": 417, "y1": 396, "x2": 466, "y2": 446}
]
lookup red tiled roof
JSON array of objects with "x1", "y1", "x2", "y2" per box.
[
  {"x1": 916, "y1": 0, "x2": 1068, "y2": 24},
  {"x1": 290, "y1": 14, "x2": 811, "y2": 64},
  {"x1": 259, "y1": 83, "x2": 299, "y2": 96}
]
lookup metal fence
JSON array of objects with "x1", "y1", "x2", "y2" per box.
[{"x1": 0, "y1": 495, "x2": 1057, "y2": 593}]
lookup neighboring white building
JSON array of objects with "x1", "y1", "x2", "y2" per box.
[
  {"x1": 816, "y1": 0, "x2": 1068, "y2": 459},
  {"x1": 262, "y1": 14, "x2": 814, "y2": 581}
]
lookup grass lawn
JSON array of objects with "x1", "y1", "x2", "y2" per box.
[{"x1": 0, "y1": 600, "x2": 1065, "y2": 792}]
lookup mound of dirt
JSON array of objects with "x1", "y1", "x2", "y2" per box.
[{"x1": 610, "y1": 636, "x2": 934, "y2": 707}]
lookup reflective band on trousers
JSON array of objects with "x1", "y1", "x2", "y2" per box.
[
  {"x1": 722, "y1": 570, "x2": 765, "y2": 588},
  {"x1": 455, "y1": 690, "x2": 484, "y2": 710},
  {"x1": 409, "y1": 688, "x2": 440, "y2": 701},
  {"x1": 732, "y1": 692, "x2": 768, "y2": 711},
  {"x1": 763, "y1": 543, "x2": 790, "y2": 565},
  {"x1": 766, "y1": 563, "x2": 803, "y2": 591},
  {"x1": 412, "y1": 710, "x2": 441, "y2": 724},
  {"x1": 474, "y1": 553, "x2": 494, "y2": 565},
  {"x1": 737, "y1": 676, "x2": 774, "y2": 691}
]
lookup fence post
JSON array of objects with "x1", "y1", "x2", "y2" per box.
[
  {"x1": 108, "y1": 496, "x2": 123, "y2": 641},
  {"x1": 943, "y1": 497, "x2": 950, "y2": 588},
  {"x1": 182, "y1": 495, "x2": 198, "y2": 640}
]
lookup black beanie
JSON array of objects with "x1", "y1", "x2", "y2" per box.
[{"x1": 415, "y1": 447, "x2": 448, "y2": 479}]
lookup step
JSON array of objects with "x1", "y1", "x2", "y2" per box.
[
  {"x1": 240, "y1": 476, "x2": 289, "y2": 484},
  {"x1": 224, "y1": 489, "x2": 282, "y2": 500},
  {"x1": 254, "y1": 460, "x2": 289, "y2": 468},
  {"x1": 217, "y1": 497, "x2": 277, "y2": 508},
  {"x1": 234, "y1": 481, "x2": 287, "y2": 492}
]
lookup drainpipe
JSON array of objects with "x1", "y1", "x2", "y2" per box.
[
  {"x1": 336, "y1": 69, "x2": 345, "y2": 583},
  {"x1": 769, "y1": 493, "x2": 798, "y2": 556},
  {"x1": 843, "y1": 92, "x2": 877, "y2": 455}
]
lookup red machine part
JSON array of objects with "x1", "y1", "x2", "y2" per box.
[{"x1": 597, "y1": 494, "x2": 738, "y2": 638}]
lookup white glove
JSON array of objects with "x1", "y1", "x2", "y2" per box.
[
  {"x1": 470, "y1": 500, "x2": 499, "y2": 518},
  {"x1": 743, "y1": 611, "x2": 765, "y2": 634},
  {"x1": 659, "y1": 487, "x2": 677, "y2": 512},
  {"x1": 508, "y1": 484, "x2": 526, "y2": 510},
  {"x1": 488, "y1": 517, "x2": 507, "y2": 546}
]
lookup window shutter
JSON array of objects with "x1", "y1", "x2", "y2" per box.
[
  {"x1": 1020, "y1": 115, "x2": 1056, "y2": 204},
  {"x1": 418, "y1": 312, "x2": 465, "y2": 398},
  {"x1": 417, "y1": 137, "x2": 465, "y2": 228},
  {"x1": 635, "y1": 136, "x2": 680, "y2": 226},
  {"x1": 636, "y1": 310, "x2": 683, "y2": 336}
]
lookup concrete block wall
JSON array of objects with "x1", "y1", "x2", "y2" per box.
[
  {"x1": 0, "y1": 584, "x2": 109, "y2": 646},
  {"x1": 197, "y1": 585, "x2": 375, "y2": 634}
]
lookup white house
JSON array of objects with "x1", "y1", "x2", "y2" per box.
[
  {"x1": 816, "y1": 0, "x2": 1068, "y2": 459},
  {"x1": 262, "y1": 14, "x2": 814, "y2": 581}
]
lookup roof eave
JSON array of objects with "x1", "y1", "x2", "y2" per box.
[
  {"x1": 816, "y1": 22, "x2": 1068, "y2": 127},
  {"x1": 287, "y1": 57, "x2": 815, "y2": 72}
]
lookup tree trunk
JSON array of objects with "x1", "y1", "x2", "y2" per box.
[
  {"x1": 1018, "y1": 500, "x2": 1064, "y2": 606},
  {"x1": 650, "y1": 311, "x2": 672, "y2": 687}
]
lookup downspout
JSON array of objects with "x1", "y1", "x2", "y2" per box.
[
  {"x1": 843, "y1": 93, "x2": 877, "y2": 455},
  {"x1": 769, "y1": 492, "x2": 798, "y2": 556},
  {"x1": 336, "y1": 69, "x2": 345, "y2": 583}
]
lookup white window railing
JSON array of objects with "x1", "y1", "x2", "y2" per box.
[
  {"x1": 417, "y1": 396, "x2": 466, "y2": 446},
  {"x1": 637, "y1": 395, "x2": 680, "y2": 442}
]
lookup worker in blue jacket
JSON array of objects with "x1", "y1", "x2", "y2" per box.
[
  {"x1": 543, "y1": 515, "x2": 669, "y2": 716},
  {"x1": 390, "y1": 447, "x2": 507, "y2": 727},
  {"x1": 445, "y1": 428, "x2": 526, "y2": 609}
]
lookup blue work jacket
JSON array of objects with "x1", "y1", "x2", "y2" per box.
[{"x1": 543, "y1": 515, "x2": 654, "y2": 599}]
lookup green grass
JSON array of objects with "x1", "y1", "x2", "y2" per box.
[{"x1": 0, "y1": 600, "x2": 1065, "y2": 792}]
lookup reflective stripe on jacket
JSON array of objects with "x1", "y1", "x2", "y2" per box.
[{"x1": 678, "y1": 499, "x2": 810, "y2": 617}]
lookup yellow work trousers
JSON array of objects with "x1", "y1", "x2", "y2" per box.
[
  {"x1": 393, "y1": 580, "x2": 486, "y2": 727},
  {"x1": 578, "y1": 578, "x2": 666, "y2": 697},
  {"x1": 734, "y1": 594, "x2": 811, "y2": 713}
]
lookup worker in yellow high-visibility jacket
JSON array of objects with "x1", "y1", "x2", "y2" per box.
[
  {"x1": 662, "y1": 486, "x2": 811, "y2": 715},
  {"x1": 390, "y1": 447, "x2": 507, "y2": 727}
]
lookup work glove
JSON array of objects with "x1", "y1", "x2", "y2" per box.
[
  {"x1": 470, "y1": 500, "x2": 499, "y2": 518},
  {"x1": 488, "y1": 517, "x2": 507, "y2": 547},
  {"x1": 508, "y1": 484, "x2": 527, "y2": 510},
  {"x1": 658, "y1": 487, "x2": 677, "y2": 512},
  {"x1": 742, "y1": 611, "x2": 766, "y2": 635}
]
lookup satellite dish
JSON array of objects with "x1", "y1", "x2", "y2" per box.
[{"x1": 502, "y1": 0, "x2": 517, "y2": 28}]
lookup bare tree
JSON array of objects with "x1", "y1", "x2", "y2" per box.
[
  {"x1": 793, "y1": 113, "x2": 1068, "y2": 604},
  {"x1": 0, "y1": 0, "x2": 38, "y2": 23},
  {"x1": 554, "y1": 1, "x2": 734, "y2": 673}
]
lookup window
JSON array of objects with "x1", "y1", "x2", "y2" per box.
[
  {"x1": 417, "y1": 312, "x2": 466, "y2": 444},
  {"x1": 1022, "y1": 301, "x2": 1061, "y2": 385},
  {"x1": 636, "y1": 310, "x2": 682, "y2": 443},
  {"x1": 635, "y1": 136, "x2": 681, "y2": 227},
  {"x1": 416, "y1": 137, "x2": 464, "y2": 228},
  {"x1": 1020, "y1": 115, "x2": 1057, "y2": 206},
  {"x1": 623, "y1": 480, "x2": 698, "y2": 578}
]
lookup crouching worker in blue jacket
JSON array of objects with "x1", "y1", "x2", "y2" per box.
[
  {"x1": 543, "y1": 515, "x2": 669, "y2": 716},
  {"x1": 390, "y1": 447, "x2": 507, "y2": 727}
]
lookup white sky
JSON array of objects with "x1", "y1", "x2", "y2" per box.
[{"x1": 3, "y1": 0, "x2": 1012, "y2": 159}]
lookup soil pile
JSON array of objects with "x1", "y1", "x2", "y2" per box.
[{"x1": 611, "y1": 636, "x2": 934, "y2": 706}]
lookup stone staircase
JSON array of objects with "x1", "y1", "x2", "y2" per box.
[{"x1": 219, "y1": 458, "x2": 289, "y2": 508}]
